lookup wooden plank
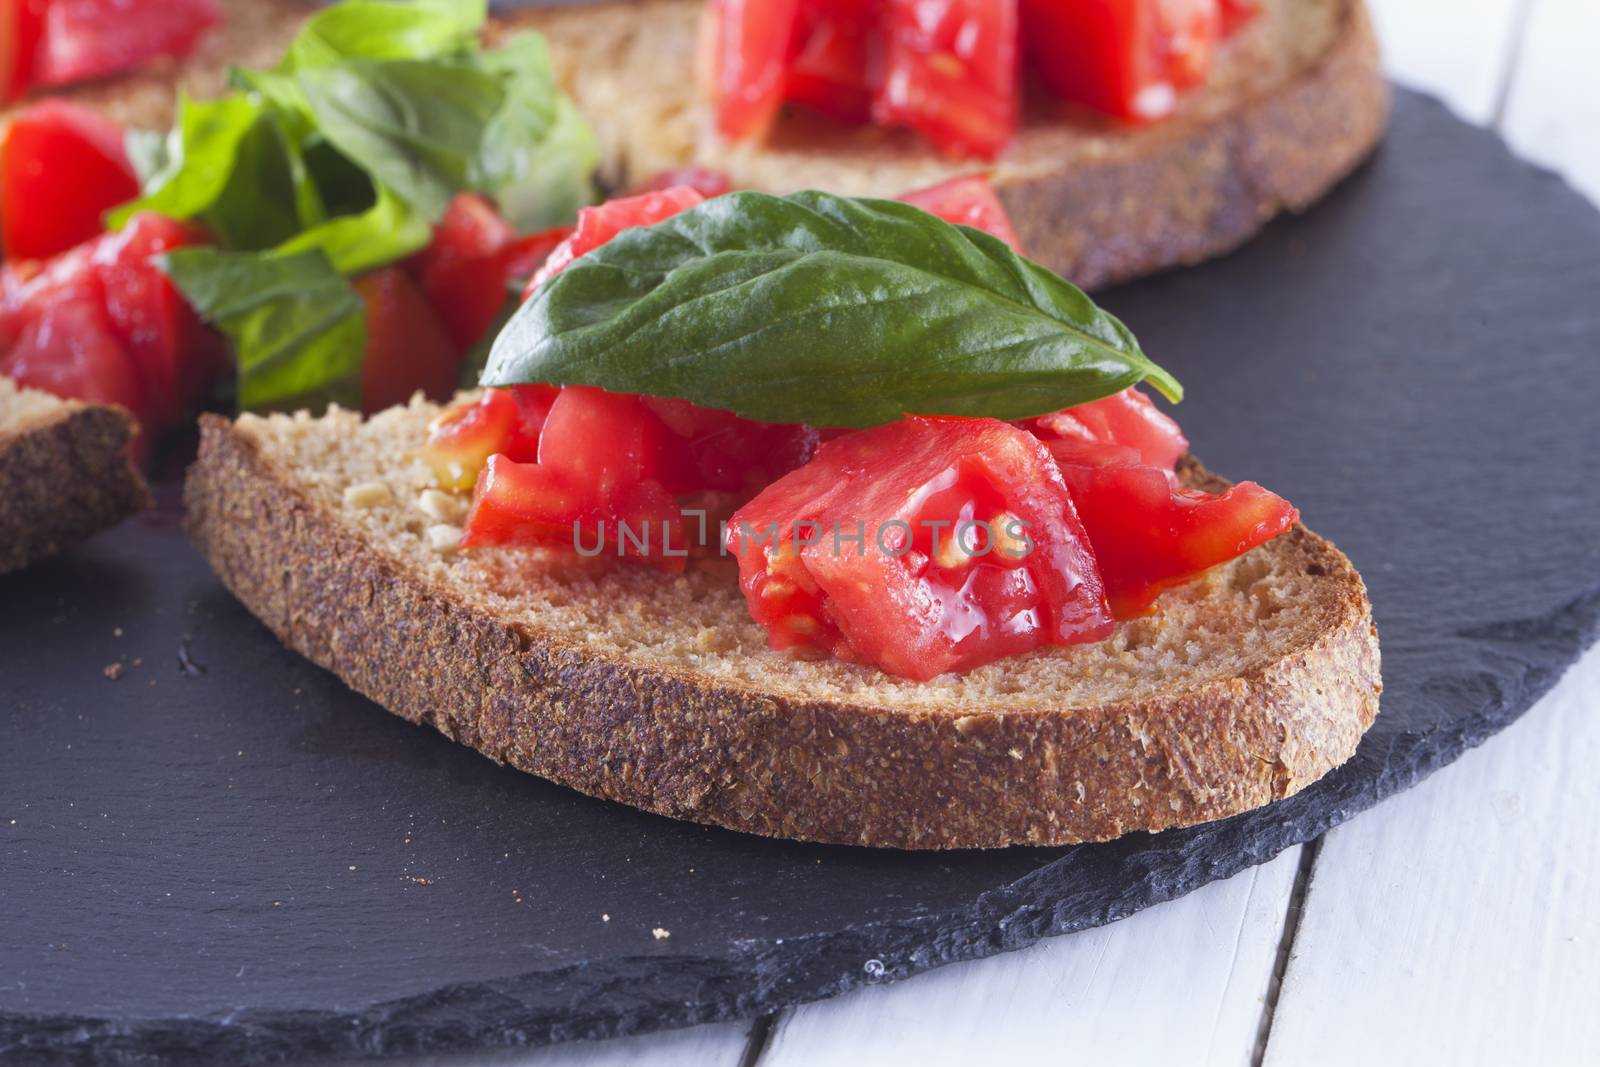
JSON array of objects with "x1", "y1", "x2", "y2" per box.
[
  {"x1": 1500, "y1": 0, "x2": 1600, "y2": 205},
  {"x1": 1262, "y1": 645, "x2": 1600, "y2": 1064},
  {"x1": 761, "y1": 847, "x2": 1303, "y2": 1067},
  {"x1": 1365, "y1": 0, "x2": 1528, "y2": 124},
  {"x1": 372, "y1": 1019, "x2": 755, "y2": 1067}
]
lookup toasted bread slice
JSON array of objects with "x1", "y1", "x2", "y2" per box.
[
  {"x1": 518, "y1": 0, "x2": 1390, "y2": 288},
  {"x1": 185, "y1": 399, "x2": 1381, "y2": 849},
  {"x1": 0, "y1": 379, "x2": 151, "y2": 575},
  {"x1": 14, "y1": 0, "x2": 1387, "y2": 291}
]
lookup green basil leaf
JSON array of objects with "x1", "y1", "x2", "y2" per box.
[
  {"x1": 483, "y1": 191, "x2": 1182, "y2": 426},
  {"x1": 109, "y1": 95, "x2": 260, "y2": 228},
  {"x1": 469, "y1": 32, "x2": 597, "y2": 230},
  {"x1": 297, "y1": 57, "x2": 503, "y2": 222},
  {"x1": 275, "y1": 181, "x2": 429, "y2": 275},
  {"x1": 283, "y1": 0, "x2": 486, "y2": 70},
  {"x1": 160, "y1": 247, "x2": 366, "y2": 411}
]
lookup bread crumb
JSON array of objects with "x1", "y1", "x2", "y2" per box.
[
  {"x1": 652, "y1": 927, "x2": 670, "y2": 940},
  {"x1": 602, "y1": 913, "x2": 610, "y2": 922},
  {"x1": 344, "y1": 481, "x2": 394, "y2": 508},
  {"x1": 425, "y1": 524, "x2": 463, "y2": 553},
  {"x1": 408, "y1": 876, "x2": 433, "y2": 886},
  {"x1": 102, "y1": 663, "x2": 123, "y2": 681},
  {"x1": 417, "y1": 488, "x2": 465, "y2": 523}
]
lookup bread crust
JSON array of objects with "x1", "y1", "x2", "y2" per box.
[
  {"x1": 999, "y1": 0, "x2": 1390, "y2": 288},
  {"x1": 0, "y1": 402, "x2": 151, "y2": 575},
  {"x1": 185, "y1": 415, "x2": 1381, "y2": 849}
]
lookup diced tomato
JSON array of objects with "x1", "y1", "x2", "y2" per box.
[
  {"x1": 727, "y1": 416, "x2": 1112, "y2": 680},
  {"x1": 405, "y1": 195, "x2": 575, "y2": 354},
  {"x1": 1019, "y1": 0, "x2": 1220, "y2": 122},
  {"x1": 635, "y1": 166, "x2": 734, "y2": 199},
  {"x1": 1, "y1": 0, "x2": 47, "y2": 103},
  {"x1": 1045, "y1": 438, "x2": 1297, "y2": 617},
  {"x1": 1, "y1": 211, "x2": 211, "y2": 443},
  {"x1": 701, "y1": 0, "x2": 801, "y2": 142},
  {"x1": 0, "y1": 289, "x2": 152, "y2": 460},
  {"x1": 422, "y1": 386, "x2": 545, "y2": 491},
  {"x1": 1, "y1": 100, "x2": 139, "y2": 260},
  {"x1": 1024, "y1": 387, "x2": 1188, "y2": 470},
  {"x1": 1218, "y1": 0, "x2": 1258, "y2": 36},
  {"x1": 407, "y1": 193, "x2": 517, "y2": 354},
  {"x1": 873, "y1": 0, "x2": 1019, "y2": 159},
  {"x1": 92, "y1": 213, "x2": 214, "y2": 427},
  {"x1": 524, "y1": 185, "x2": 706, "y2": 297},
  {"x1": 33, "y1": 0, "x2": 219, "y2": 88},
  {"x1": 787, "y1": 0, "x2": 881, "y2": 124},
  {"x1": 897, "y1": 174, "x2": 1023, "y2": 251},
  {"x1": 354, "y1": 267, "x2": 459, "y2": 415},
  {"x1": 642, "y1": 394, "x2": 820, "y2": 496},
  {"x1": 462, "y1": 387, "x2": 689, "y2": 570}
]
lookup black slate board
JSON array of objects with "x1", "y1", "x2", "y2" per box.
[{"x1": 3, "y1": 91, "x2": 1599, "y2": 1065}]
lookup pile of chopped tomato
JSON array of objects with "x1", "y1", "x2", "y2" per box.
[
  {"x1": 0, "y1": 212, "x2": 216, "y2": 459},
  {"x1": 724, "y1": 388, "x2": 1297, "y2": 677},
  {"x1": 703, "y1": 0, "x2": 1260, "y2": 158},
  {"x1": 419, "y1": 175, "x2": 1297, "y2": 680},
  {"x1": 1, "y1": 0, "x2": 219, "y2": 104}
]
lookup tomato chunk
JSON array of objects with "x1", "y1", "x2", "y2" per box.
[
  {"x1": 787, "y1": 0, "x2": 881, "y2": 124},
  {"x1": 422, "y1": 386, "x2": 547, "y2": 491},
  {"x1": 701, "y1": 0, "x2": 801, "y2": 142},
  {"x1": 897, "y1": 174, "x2": 1023, "y2": 251},
  {"x1": 1, "y1": 100, "x2": 139, "y2": 261},
  {"x1": 461, "y1": 387, "x2": 690, "y2": 570},
  {"x1": 354, "y1": 267, "x2": 459, "y2": 415},
  {"x1": 1, "y1": 0, "x2": 47, "y2": 103},
  {"x1": 34, "y1": 0, "x2": 219, "y2": 87},
  {"x1": 1218, "y1": 0, "x2": 1259, "y2": 36},
  {"x1": 1024, "y1": 387, "x2": 1188, "y2": 470},
  {"x1": 525, "y1": 185, "x2": 706, "y2": 297},
  {"x1": 1, "y1": 211, "x2": 211, "y2": 448},
  {"x1": 874, "y1": 0, "x2": 1019, "y2": 159},
  {"x1": 1019, "y1": 0, "x2": 1219, "y2": 122},
  {"x1": 727, "y1": 416, "x2": 1112, "y2": 680},
  {"x1": 1045, "y1": 438, "x2": 1297, "y2": 617}
]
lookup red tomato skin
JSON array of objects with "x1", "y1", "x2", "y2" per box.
[
  {"x1": 0, "y1": 287, "x2": 152, "y2": 461},
  {"x1": 702, "y1": 0, "x2": 802, "y2": 142},
  {"x1": 1, "y1": 0, "x2": 48, "y2": 103},
  {"x1": 407, "y1": 193, "x2": 517, "y2": 353},
  {"x1": 353, "y1": 267, "x2": 460, "y2": 415},
  {"x1": 787, "y1": 0, "x2": 882, "y2": 124},
  {"x1": 1020, "y1": 0, "x2": 1220, "y2": 122},
  {"x1": 1, "y1": 211, "x2": 210, "y2": 438},
  {"x1": 461, "y1": 452, "x2": 688, "y2": 572},
  {"x1": 524, "y1": 185, "x2": 706, "y2": 297},
  {"x1": 93, "y1": 214, "x2": 210, "y2": 428},
  {"x1": 873, "y1": 0, "x2": 1019, "y2": 160},
  {"x1": 897, "y1": 174, "x2": 1024, "y2": 251},
  {"x1": 1047, "y1": 442, "x2": 1298, "y2": 618},
  {"x1": 33, "y1": 0, "x2": 219, "y2": 87},
  {"x1": 727, "y1": 415, "x2": 1112, "y2": 680},
  {"x1": 1025, "y1": 387, "x2": 1188, "y2": 469},
  {"x1": 1, "y1": 100, "x2": 139, "y2": 260}
]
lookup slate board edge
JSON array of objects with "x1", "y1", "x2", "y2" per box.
[{"x1": 5, "y1": 87, "x2": 1600, "y2": 1065}]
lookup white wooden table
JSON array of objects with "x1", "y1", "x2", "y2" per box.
[{"x1": 386, "y1": 3, "x2": 1600, "y2": 1063}]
